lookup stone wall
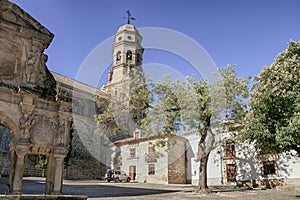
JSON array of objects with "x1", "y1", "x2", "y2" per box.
[
  {"x1": 52, "y1": 72, "x2": 109, "y2": 180},
  {"x1": 64, "y1": 130, "x2": 104, "y2": 180},
  {"x1": 167, "y1": 137, "x2": 187, "y2": 184}
]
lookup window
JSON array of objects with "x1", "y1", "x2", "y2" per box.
[
  {"x1": 225, "y1": 140, "x2": 235, "y2": 157},
  {"x1": 116, "y1": 51, "x2": 121, "y2": 61},
  {"x1": 262, "y1": 161, "x2": 276, "y2": 176},
  {"x1": 148, "y1": 164, "x2": 155, "y2": 175},
  {"x1": 145, "y1": 146, "x2": 157, "y2": 163},
  {"x1": 148, "y1": 146, "x2": 154, "y2": 155},
  {"x1": 134, "y1": 131, "x2": 140, "y2": 139},
  {"x1": 129, "y1": 148, "x2": 136, "y2": 158},
  {"x1": 126, "y1": 50, "x2": 132, "y2": 60}
]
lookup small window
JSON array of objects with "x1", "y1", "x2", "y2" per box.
[
  {"x1": 148, "y1": 164, "x2": 155, "y2": 175},
  {"x1": 134, "y1": 131, "x2": 140, "y2": 139},
  {"x1": 130, "y1": 148, "x2": 136, "y2": 158},
  {"x1": 148, "y1": 146, "x2": 154, "y2": 155},
  {"x1": 116, "y1": 51, "x2": 121, "y2": 61},
  {"x1": 263, "y1": 161, "x2": 276, "y2": 176}
]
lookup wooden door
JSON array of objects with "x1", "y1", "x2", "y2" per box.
[
  {"x1": 226, "y1": 164, "x2": 236, "y2": 182},
  {"x1": 129, "y1": 166, "x2": 136, "y2": 180}
]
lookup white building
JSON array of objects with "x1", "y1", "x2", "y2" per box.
[
  {"x1": 109, "y1": 129, "x2": 192, "y2": 184},
  {"x1": 184, "y1": 129, "x2": 300, "y2": 187}
]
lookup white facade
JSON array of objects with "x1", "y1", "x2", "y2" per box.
[
  {"x1": 109, "y1": 130, "x2": 191, "y2": 184},
  {"x1": 184, "y1": 132, "x2": 222, "y2": 186},
  {"x1": 184, "y1": 131, "x2": 300, "y2": 187}
]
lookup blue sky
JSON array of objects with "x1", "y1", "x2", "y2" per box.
[{"x1": 10, "y1": 0, "x2": 300, "y2": 87}]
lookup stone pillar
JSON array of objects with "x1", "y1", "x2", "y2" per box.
[
  {"x1": 51, "y1": 151, "x2": 65, "y2": 195},
  {"x1": 45, "y1": 153, "x2": 55, "y2": 194},
  {"x1": 8, "y1": 144, "x2": 16, "y2": 194},
  {"x1": 11, "y1": 143, "x2": 29, "y2": 194}
]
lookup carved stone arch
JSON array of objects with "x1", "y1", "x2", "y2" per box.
[{"x1": 0, "y1": 112, "x2": 19, "y2": 140}]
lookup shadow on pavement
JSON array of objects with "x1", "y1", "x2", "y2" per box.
[{"x1": 0, "y1": 177, "x2": 178, "y2": 198}]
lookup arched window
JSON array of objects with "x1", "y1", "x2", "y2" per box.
[
  {"x1": 126, "y1": 50, "x2": 132, "y2": 60},
  {"x1": 116, "y1": 51, "x2": 121, "y2": 61}
]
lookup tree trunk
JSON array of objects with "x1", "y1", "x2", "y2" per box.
[
  {"x1": 198, "y1": 151, "x2": 210, "y2": 191},
  {"x1": 195, "y1": 122, "x2": 215, "y2": 192}
]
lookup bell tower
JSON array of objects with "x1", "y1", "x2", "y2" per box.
[{"x1": 103, "y1": 19, "x2": 144, "y2": 96}]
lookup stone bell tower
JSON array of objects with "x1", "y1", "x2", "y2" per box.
[{"x1": 102, "y1": 14, "x2": 144, "y2": 97}]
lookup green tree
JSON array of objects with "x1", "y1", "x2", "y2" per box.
[
  {"x1": 149, "y1": 65, "x2": 250, "y2": 191},
  {"x1": 96, "y1": 74, "x2": 152, "y2": 142},
  {"x1": 96, "y1": 65, "x2": 249, "y2": 191},
  {"x1": 243, "y1": 40, "x2": 300, "y2": 156}
]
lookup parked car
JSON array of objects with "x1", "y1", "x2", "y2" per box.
[{"x1": 105, "y1": 170, "x2": 131, "y2": 182}]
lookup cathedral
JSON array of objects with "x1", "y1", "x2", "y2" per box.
[
  {"x1": 1, "y1": 0, "x2": 299, "y2": 194},
  {"x1": 0, "y1": 0, "x2": 146, "y2": 194}
]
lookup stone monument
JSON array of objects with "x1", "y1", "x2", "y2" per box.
[{"x1": 0, "y1": 0, "x2": 71, "y2": 195}]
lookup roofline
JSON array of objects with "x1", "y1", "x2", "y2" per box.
[
  {"x1": 51, "y1": 71, "x2": 107, "y2": 97},
  {"x1": 111, "y1": 133, "x2": 187, "y2": 147}
]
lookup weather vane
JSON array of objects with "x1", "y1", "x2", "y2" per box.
[{"x1": 124, "y1": 10, "x2": 136, "y2": 24}]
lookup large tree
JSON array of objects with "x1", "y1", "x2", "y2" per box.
[
  {"x1": 149, "y1": 65, "x2": 250, "y2": 191},
  {"x1": 243, "y1": 40, "x2": 300, "y2": 156},
  {"x1": 96, "y1": 65, "x2": 250, "y2": 191}
]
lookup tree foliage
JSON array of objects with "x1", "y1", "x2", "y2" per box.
[
  {"x1": 96, "y1": 74, "x2": 152, "y2": 142},
  {"x1": 243, "y1": 40, "x2": 300, "y2": 155},
  {"x1": 147, "y1": 65, "x2": 250, "y2": 190},
  {"x1": 96, "y1": 65, "x2": 250, "y2": 191}
]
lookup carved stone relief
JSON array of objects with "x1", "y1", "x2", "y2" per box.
[
  {"x1": 18, "y1": 102, "x2": 35, "y2": 143},
  {"x1": 30, "y1": 117, "x2": 55, "y2": 146}
]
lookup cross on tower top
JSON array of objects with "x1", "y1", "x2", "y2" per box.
[{"x1": 124, "y1": 10, "x2": 136, "y2": 24}]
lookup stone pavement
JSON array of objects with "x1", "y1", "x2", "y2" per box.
[{"x1": 0, "y1": 177, "x2": 299, "y2": 200}]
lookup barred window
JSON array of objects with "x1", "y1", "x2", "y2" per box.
[
  {"x1": 148, "y1": 164, "x2": 155, "y2": 175},
  {"x1": 263, "y1": 161, "x2": 276, "y2": 176}
]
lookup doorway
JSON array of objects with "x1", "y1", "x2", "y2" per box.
[
  {"x1": 226, "y1": 164, "x2": 236, "y2": 182},
  {"x1": 129, "y1": 166, "x2": 136, "y2": 181}
]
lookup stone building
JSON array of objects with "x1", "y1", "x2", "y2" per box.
[
  {"x1": 0, "y1": 0, "x2": 143, "y2": 190},
  {"x1": 109, "y1": 129, "x2": 192, "y2": 184},
  {"x1": 0, "y1": 0, "x2": 71, "y2": 194},
  {"x1": 2, "y1": 0, "x2": 299, "y2": 193},
  {"x1": 102, "y1": 23, "x2": 144, "y2": 96},
  {"x1": 52, "y1": 72, "x2": 110, "y2": 180}
]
